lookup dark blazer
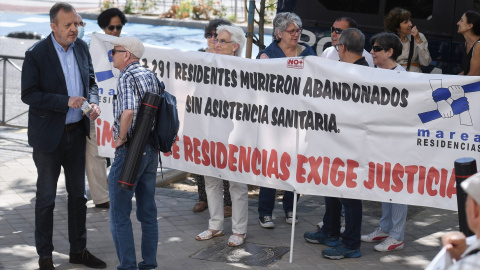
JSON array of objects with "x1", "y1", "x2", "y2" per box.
[{"x1": 21, "y1": 33, "x2": 99, "y2": 153}]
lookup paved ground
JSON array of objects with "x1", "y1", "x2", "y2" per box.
[{"x1": 0, "y1": 125, "x2": 461, "y2": 269}]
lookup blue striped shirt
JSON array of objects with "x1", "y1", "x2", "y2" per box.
[
  {"x1": 51, "y1": 34, "x2": 83, "y2": 124},
  {"x1": 113, "y1": 61, "x2": 160, "y2": 137}
]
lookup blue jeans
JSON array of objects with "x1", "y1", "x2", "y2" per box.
[
  {"x1": 321, "y1": 197, "x2": 362, "y2": 249},
  {"x1": 33, "y1": 127, "x2": 87, "y2": 258},
  {"x1": 258, "y1": 187, "x2": 298, "y2": 217},
  {"x1": 108, "y1": 144, "x2": 158, "y2": 270}
]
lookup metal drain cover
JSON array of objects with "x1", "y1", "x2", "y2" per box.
[{"x1": 192, "y1": 241, "x2": 290, "y2": 267}]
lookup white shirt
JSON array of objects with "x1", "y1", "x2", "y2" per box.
[{"x1": 320, "y1": 46, "x2": 375, "y2": 67}]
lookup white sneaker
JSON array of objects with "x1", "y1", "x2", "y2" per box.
[
  {"x1": 316, "y1": 219, "x2": 346, "y2": 234},
  {"x1": 374, "y1": 237, "x2": 404, "y2": 252},
  {"x1": 361, "y1": 227, "x2": 389, "y2": 242},
  {"x1": 285, "y1": 212, "x2": 299, "y2": 224}
]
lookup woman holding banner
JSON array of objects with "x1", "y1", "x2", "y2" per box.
[
  {"x1": 361, "y1": 32, "x2": 407, "y2": 252},
  {"x1": 255, "y1": 12, "x2": 315, "y2": 228},
  {"x1": 384, "y1": 7, "x2": 431, "y2": 72},
  {"x1": 457, "y1": 10, "x2": 480, "y2": 76},
  {"x1": 192, "y1": 18, "x2": 234, "y2": 217},
  {"x1": 195, "y1": 25, "x2": 248, "y2": 247}
]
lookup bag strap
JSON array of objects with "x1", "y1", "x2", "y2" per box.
[
  {"x1": 406, "y1": 36, "x2": 415, "y2": 71},
  {"x1": 129, "y1": 72, "x2": 143, "y2": 102}
]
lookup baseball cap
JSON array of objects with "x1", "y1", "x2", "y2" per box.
[
  {"x1": 109, "y1": 36, "x2": 145, "y2": 58},
  {"x1": 461, "y1": 171, "x2": 480, "y2": 205}
]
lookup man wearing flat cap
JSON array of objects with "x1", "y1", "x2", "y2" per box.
[
  {"x1": 107, "y1": 36, "x2": 161, "y2": 269},
  {"x1": 441, "y1": 172, "x2": 480, "y2": 269}
]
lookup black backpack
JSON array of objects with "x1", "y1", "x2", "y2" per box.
[
  {"x1": 130, "y1": 72, "x2": 180, "y2": 171},
  {"x1": 153, "y1": 76, "x2": 180, "y2": 154}
]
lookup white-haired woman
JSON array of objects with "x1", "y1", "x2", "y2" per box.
[
  {"x1": 195, "y1": 24, "x2": 248, "y2": 247},
  {"x1": 257, "y1": 12, "x2": 316, "y2": 58}
]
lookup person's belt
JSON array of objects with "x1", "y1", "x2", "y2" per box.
[
  {"x1": 401, "y1": 62, "x2": 420, "y2": 68},
  {"x1": 65, "y1": 121, "x2": 81, "y2": 132}
]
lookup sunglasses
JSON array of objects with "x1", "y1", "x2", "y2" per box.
[
  {"x1": 371, "y1": 45, "x2": 385, "y2": 52},
  {"x1": 111, "y1": 49, "x2": 127, "y2": 55},
  {"x1": 331, "y1": 27, "x2": 343, "y2": 34},
  {"x1": 107, "y1": 25, "x2": 123, "y2": 31},
  {"x1": 334, "y1": 43, "x2": 343, "y2": 51},
  {"x1": 204, "y1": 33, "x2": 217, "y2": 39}
]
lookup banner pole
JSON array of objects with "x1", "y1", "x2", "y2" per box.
[{"x1": 289, "y1": 190, "x2": 298, "y2": 263}]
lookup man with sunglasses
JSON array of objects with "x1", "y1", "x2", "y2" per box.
[
  {"x1": 320, "y1": 17, "x2": 374, "y2": 67},
  {"x1": 108, "y1": 36, "x2": 161, "y2": 270},
  {"x1": 304, "y1": 28, "x2": 368, "y2": 260},
  {"x1": 21, "y1": 2, "x2": 105, "y2": 269}
]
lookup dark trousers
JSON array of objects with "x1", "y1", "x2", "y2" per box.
[
  {"x1": 321, "y1": 197, "x2": 362, "y2": 249},
  {"x1": 33, "y1": 126, "x2": 87, "y2": 258},
  {"x1": 258, "y1": 187, "x2": 298, "y2": 217}
]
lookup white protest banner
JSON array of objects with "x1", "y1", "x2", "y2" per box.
[{"x1": 91, "y1": 33, "x2": 480, "y2": 211}]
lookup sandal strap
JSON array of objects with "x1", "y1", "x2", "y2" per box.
[
  {"x1": 228, "y1": 234, "x2": 246, "y2": 246},
  {"x1": 197, "y1": 230, "x2": 213, "y2": 240}
]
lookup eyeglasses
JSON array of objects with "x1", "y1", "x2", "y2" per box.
[
  {"x1": 107, "y1": 25, "x2": 123, "y2": 31},
  {"x1": 204, "y1": 32, "x2": 217, "y2": 39},
  {"x1": 371, "y1": 45, "x2": 385, "y2": 52},
  {"x1": 213, "y1": 39, "x2": 234, "y2": 45},
  {"x1": 331, "y1": 27, "x2": 343, "y2": 34},
  {"x1": 334, "y1": 43, "x2": 344, "y2": 51},
  {"x1": 284, "y1": 28, "x2": 302, "y2": 36},
  {"x1": 111, "y1": 49, "x2": 127, "y2": 55},
  {"x1": 79, "y1": 21, "x2": 86, "y2": 27}
]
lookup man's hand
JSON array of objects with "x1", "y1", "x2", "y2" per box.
[
  {"x1": 68, "y1": 96, "x2": 86, "y2": 109},
  {"x1": 442, "y1": 231, "x2": 467, "y2": 261},
  {"x1": 89, "y1": 104, "x2": 101, "y2": 120},
  {"x1": 115, "y1": 135, "x2": 127, "y2": 148}
]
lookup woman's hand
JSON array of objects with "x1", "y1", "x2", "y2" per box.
[{"x1": 411, "y1": 26, "x2": 423, "y2": 43}]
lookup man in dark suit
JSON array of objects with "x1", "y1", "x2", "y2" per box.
[{"x1": 21, "y1": 2, "x2": 106, "y2": 269}]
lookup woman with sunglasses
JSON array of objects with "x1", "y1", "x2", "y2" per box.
[
  {"x1": 192, "y1": 18, "x2": 234, "y2": 218},
  {"x1": 384, "y1": 7, "x2": 431, "y2": 72},
  {"x1": 97, "y1": 8, "x2": 127, "y2": 37},
  {"x1": 361, "y1": 32, "x2": 407, "y2": 253},
  {"x1": 195, "y1": 25, "x2": 249, "y2": 247},
  {"x1": 457, "y1": 10, "x2": 480, "y2": 76},
  {"x1": 369, "y1": 32, "x2": 405, "y2": 71},
  {"x1": 257, "y1": 12, "x2": 315, "y2": 59}
]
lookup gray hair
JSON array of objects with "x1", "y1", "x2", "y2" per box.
[
  {"x1": 216, "y1": 25, "x2": 246, "y2": 57},
  {"x1": 338, "y1": 28, "x2": 365, "y2": 55},
  {"x1": 50, "y1": 2, "x2": 76, "y2": 24},
  {"x1": 273, "y1": 12, "x2": 302, "y2": 40}
]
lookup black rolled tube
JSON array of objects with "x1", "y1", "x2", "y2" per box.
[
  {"x1": 117, "y1": 92, "x2": 161, "y2": 191},
  {"x1": 454, "y1": 157, "x2": 476, "y2": 237}
]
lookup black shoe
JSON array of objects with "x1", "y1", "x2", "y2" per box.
[
  {"x1": 95, "y1": 201, "x2": 110, "y2": 208},
  {"x1": 69, "y1": 249, "x2": 106, "y2": 268},
  {"x1": 39, "y1": 257, "x2": 55, "y2": 270}
]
